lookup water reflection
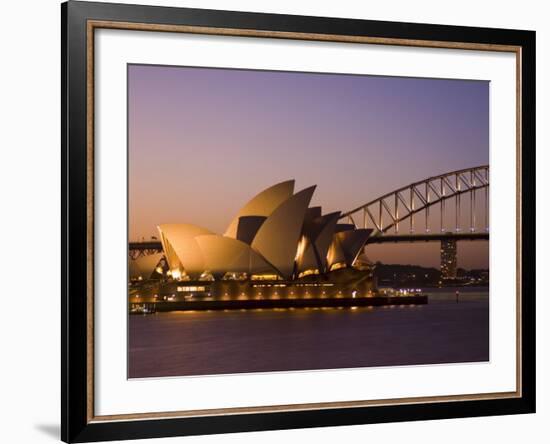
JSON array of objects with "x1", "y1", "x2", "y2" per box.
[{"x1": 128, "y1": 288, "x2": 489, "y2": 378}]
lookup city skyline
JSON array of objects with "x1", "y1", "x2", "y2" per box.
[{"x1": 128, "y1": 64, "x2": 489, "y2": 269}]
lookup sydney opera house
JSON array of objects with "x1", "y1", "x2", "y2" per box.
[{"x1": 129, "y1": 181, "x2": 376, "y2": 302}]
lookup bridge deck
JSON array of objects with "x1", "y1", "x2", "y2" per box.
[
  {"x1": 366, "y1": 232, "x2": 489, "y2": 244},
  {"x1": 129, "y1": 232, "x2": 488, "y2": 252},
  {"x1": 129, "y1": 241, "x2": 162, "y2": 250}
]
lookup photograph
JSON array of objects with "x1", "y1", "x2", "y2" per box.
[{"x1": 127, "y1": 64, "x2": 490, "y2": 379}]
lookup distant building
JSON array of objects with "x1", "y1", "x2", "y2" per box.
[{"x1": 440, "y1": 239, "x2": 457, "y2": 278}]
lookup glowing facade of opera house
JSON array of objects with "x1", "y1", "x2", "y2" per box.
[{"x1": 129, "y1": 181, "x2": 376, "y2": 300}]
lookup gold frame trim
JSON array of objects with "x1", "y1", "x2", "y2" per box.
[{"x1": 86, "y1": 20, "x2": 523, "y2": 423}]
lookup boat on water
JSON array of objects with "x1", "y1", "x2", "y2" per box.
[{"x1": 130, "y1": 303, "x2": 157, "y2": 315}]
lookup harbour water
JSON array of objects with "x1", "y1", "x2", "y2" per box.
[{"x1": 128, "y1": 287, "x2": 489, "y2": 378}]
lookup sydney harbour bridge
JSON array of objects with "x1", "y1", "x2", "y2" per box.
[{"x1": 129, "y1": 165, "x2": 489, "y2": 276}]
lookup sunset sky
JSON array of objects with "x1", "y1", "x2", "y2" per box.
[{"x1": 128, "y1": 64, "x2": 489, "y2": 269}]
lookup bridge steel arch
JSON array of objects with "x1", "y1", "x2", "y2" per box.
[{"x1": 341, "y1": 165, "x2": 489, "y2": 237}]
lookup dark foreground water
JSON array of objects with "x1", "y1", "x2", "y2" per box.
[{"x1": 128, "y1": 287, "x2": 488, "y2": 378}]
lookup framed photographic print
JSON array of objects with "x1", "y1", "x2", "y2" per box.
[{"x1": 61, "y1": 1, "x2": 536, "y2": 442}]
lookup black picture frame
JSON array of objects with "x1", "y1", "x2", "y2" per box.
[{"x1": 62, "y1": 1, "x2": 536, "y2": 442}]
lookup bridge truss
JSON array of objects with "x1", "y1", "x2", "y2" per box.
[
  {"x1": 341, "y1": 165, "x2": 489, "y2": 239},
  {"x1": 128, "y1": 241, "x2": 163, "y2": 260}
]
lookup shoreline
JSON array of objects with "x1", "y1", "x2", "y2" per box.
[{"x1": 130, "y1": 294, "x2": 428, "y2": 313}]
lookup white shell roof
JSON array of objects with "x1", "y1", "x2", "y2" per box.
[{"x1": 224, "y1": 180, "x2": 295, "y2": 239}]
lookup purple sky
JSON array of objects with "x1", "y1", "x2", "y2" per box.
[{"x1": 128, "y1": 64, "x2": 489, "y2": 268}]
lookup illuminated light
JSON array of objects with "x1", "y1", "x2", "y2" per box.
[
  {"x1": 171, "y1": 269, "x2": 182, "y2": 280},
  {"x1": 177, "y1": 286, "x2": 206, "y2": 292},
  {"x1": 153, "y1": 294, "x2": 158, "y2": 299},
  {"x1": 251, "y1": 274, "x2": 281, "y2": 281},
  {"x1": 294, "y1": 235, "x2": 307, "y2": 261},
  {"x1": 166, "y1": 270, "x2": 172, "y2": 276},
  {"x1": 137, "y1": 276, "x2": 142, "y2": 281},
  {"x1": 351, "y1": 306, "x2": 358, "y2": 310},
  {"x1": 330, "y1": 262, "x2": 347, "y2": 271},
  {"x1": 298, "y1": 269, "x2": 319, "y2": 278},
  {"x1": 352, "y1": 290, "x2": 357, "y2": 299},
  {"x1": 155, "y1": 266, "x2": 163, "y2": 274}
]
